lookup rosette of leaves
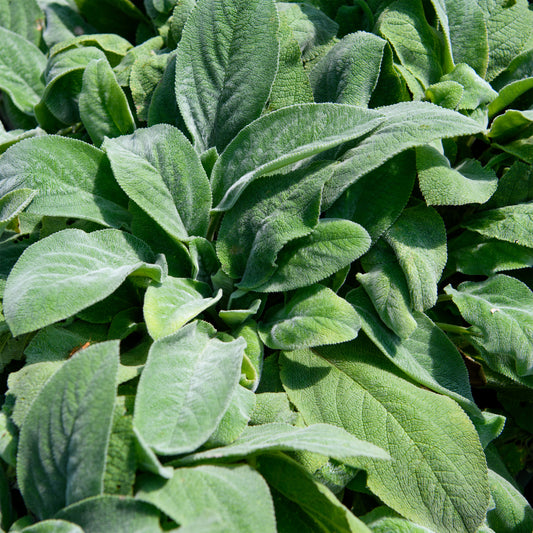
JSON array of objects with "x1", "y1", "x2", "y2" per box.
[{"x1": 0, "y1": 0, "x2": 533, "y2": 531}]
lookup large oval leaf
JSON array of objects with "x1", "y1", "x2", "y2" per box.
[
  {"x1": 0, "y1": 26, "x2": 46, "y2": 115},
  {"x1": 258, "y1": 284, "x2": 360, "y2": 350},
  {"x1": 175, "y1": 0, "x2": 279, "y2": 153},
  {"x1": 4, "y1": 229, "x2": 164, "y2": 336},
  {"x1": 133, "y1": 321, "x2": 246, "y2": 455},
  {"x1": 0, "y1": 136, "x2": 130, "y2": 228},
  {"x1": 211, "y1": 103, "x2": 384, "y2": 210},
  {"x1": 17, "y1": 342, "x2": 119, "y2": 519},
  {"x1": 248, "y1": 219, "x2": 371, "y2": 292},
  {"x1": 104, "y1": 125, "x2": 211, "y2": 240},
  {"x1": 281, "y1": 344, "x2": 490, "y2": 533}
]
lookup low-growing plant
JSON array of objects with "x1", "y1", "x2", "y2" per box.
[{"x1": 0, "y1": 0, "x2": 532, "y2": 531}]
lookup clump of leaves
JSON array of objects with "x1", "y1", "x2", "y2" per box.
[{"x1": 0, "y1": 0, "x2": 533, "y2": 531}]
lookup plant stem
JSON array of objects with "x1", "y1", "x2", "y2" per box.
[
  {"x1": 206, "y1": 211, "x2": 222, "y2": 242},
  {"x1": 437, "y1": 294, "x2": 453, "y2": 303},
  {"x1": 435, "y1": 322, "x2": 482, "y2": 337}
]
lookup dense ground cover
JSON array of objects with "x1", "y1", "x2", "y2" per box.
[{"x1": 0, "y1": 0, "x2": 533, "y2": 531}]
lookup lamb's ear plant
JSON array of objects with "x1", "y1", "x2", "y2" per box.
[{"x1": 0, "y1": 0, "x2": 532, "y2": 531}]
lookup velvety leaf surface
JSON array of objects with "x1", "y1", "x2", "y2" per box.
[
  {"x1": 133, "y1": 321, "x2": 245, "y2": 455},
  {"x1": 0, "y1": 136, "x2": 130, "y2": 228},
  {"x1": 347, "y1": 289, "x2": 479, "y2": 417},
  {"x1": 79, "y1": 58, "x2": 135, "y2": 146},
  {"x1": 104, "y1": 125, "x2": 211, "y2": 240},
  {"x1": 17, "y1": 342, "x2": 119, "y2": 519},
  {"x1": 251, "y1": 219, "x2": 371, "y2": 292},
  {"x1": 257, "y1": 454, "x2": 372, "y2": 533},
  {"x1": 281, "y1": 346, "x2": 490, "y2": 533},
  {"x1": 175, "y1": 0, "x2": 279, "y2": 152},
  {"x1": 384, "y1": 205, "x2": 447, "y2": 311},
  {"x1": 445, "y1": 275, "x2": 533, "y2": 384},
  {"x1": 417, "y1": 145, "x2": 498, "y2": 206},
  {"x1": 310, "y1": 31, "x2": 386, "y2": 107},
  {"x1": 144, "y1": 277, "x2": 222, "y2": 340},
  {"x1": 211, "y1": 103, "x2": 384, "y2": 210},
  {"x1": 4, "y1": 229, "x2": 163, "y2": 335},
  {"x1": 56, "y1": 495, "x2": 161, "y2": 533},
  {"x1": 322, "y1": 102, "x2": 485, "y2": 209},
  {"x1": 486, "y1": 469, "x2": 533, "y2": 533},
  {"x1": 258, "y1": 284, "x2": 360, "y2": 350},
  {"x1": 377, "y1": 0, "x2": 443, "y2": 91},
  {"x1": 0, "y1": 26, "x2": 46, "y2": 115},
  {"x1": 462, "y1": 203, "x2": 533, "y2": 248},
  {"x1": 137, "y1": 465, "x2": 276, "y2": 533},
  {"x1": 172, "y1": 422, "x2": 389, "y2": 466},
  {"x1": 216, "y1": 163, "x2": 330, "y2": 283},
  {"x1": 21, "y1": 520, "x2": 84, "y2": 533}
]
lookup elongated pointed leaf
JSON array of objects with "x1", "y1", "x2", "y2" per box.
[
  {"x1": 250, "y1": 219, "x2": 371, "y2": 292},
  {"x1": 347, "y1": 288, "x2": 479, "y2": 417},
  {"x1": 4, "y1": 229, "x2": 163, "y2": 336},
  {"x1": 0, "y1": 26, "x2": 46, "y2": 115},
  {"x1": 257, "y1": 454, "x2": 372, "y2": 533},
  {"x1": 310, "y1": 31, "x2": 386, "y2": 107},
  {"x1": 217, "y1": 163, "x2": 331, "y2": 284},
  {"x1": 173, "y1": 423, "x2": 388, "y2": 466},
  {"x1": 384, "y1": 205, "x2": 447, "y2": 311},
  {"x1": 143, "y1": 277, "x2": 222, "y2": 340},
  {"x1": 175, "y1": 0, "x2": 279, "y2": 153},
  {"x1": 17, "y1": 342, "x2": 119, "y2": 519},
  {"x1": 211, "y1": 103, "x2": 384, "y2": 210},
  {"x1": 79, "y1": 58, "x2": 135, "y2": 147},
  {"x1": 281, "y1": 346, "x2": 490, "y2": 533},
  {"x1": 137, "y1": 465, "x2": 276, "y2": 533},
  {"x1": 445, "y1": 275, "x2": 533, "y2": 384},
  {"x1": 258, "y1": 284, "x2": 360, "y2": 350},
  {"x1": 56, "y1": 495, "x2": 161, "y2": 533},
  {"x1": 377, "y1": 0, "x2": 443, "y2": 90},
  {"x1": 133, "y1": 321, "x2": 245, "y2": 455},
  {"x1": 0, "y1": 136, "x2": 131, "y2": 228},
  {"x1": 322, "y1": 102, "x2": 485, "y2": 209},
  {"x1": 104, "y1": 125, "x2": 211, "y2": 240}
]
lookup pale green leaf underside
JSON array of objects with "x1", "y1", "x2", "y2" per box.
[
  {"x1": 17, "y1": 342, "x2": 119, "y2": 519},
  {"x1": 4, "y1": 229, "x2": 162, "y2": 336},
  {"x1": 133, "y1": 322, "x2": 245, "y2": 455}
]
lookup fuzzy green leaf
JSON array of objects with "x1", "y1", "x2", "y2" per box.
[
  {"x1": 17, "y1": 342, "x2": 119, "y2": 519},
  {"x1": 175, "y1": 0, "x2": 279, "y2": 152},
  {"x1": 4, "y1": 229, "x2": 163, "y2": 336},
  {"x1": 133, "y1": 322, "x2": 245, "y2": 455}
]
